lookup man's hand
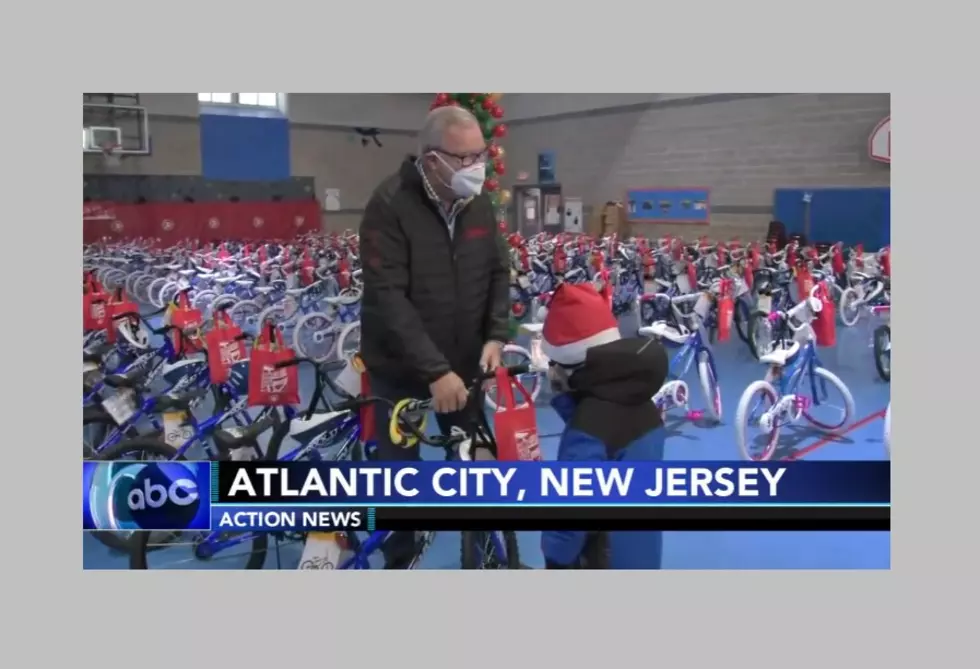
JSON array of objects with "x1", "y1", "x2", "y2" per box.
[
  {"x1": 430, "y1": 372, "x2": 469, "y2": 414},
  {"x1": 480, "y1": 340, "x2": 504, "y2": 372}
]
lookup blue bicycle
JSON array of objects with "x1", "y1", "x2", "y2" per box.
[
  {"x1": 639, "y1": 293, "x2": 722, "y2": 423},
  {"x1": 733, "y1": 297, "x2": 856, "y2": 461}
]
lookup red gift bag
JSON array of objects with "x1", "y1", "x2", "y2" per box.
[
  {"x1": 83, "y1": 294, "x2": 109, "y2": 332},
  {"x1": 716, "y1": 279, "x2": 734, "y2": 343},
  {"x1": 247, "y1": 323, "x2": 300, "y2": 407},
  {"x1": 492, "y1": 367, "x2": 541, "y2": 462},
  {"x1": 170, "y1": 292, "x2": 205, "y2": 354},
  {"x1": 205, "y1": 312, "x2": 246, "y2": 384}
]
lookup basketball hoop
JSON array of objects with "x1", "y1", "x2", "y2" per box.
[{"x1": 101, "y1": 142, "x2": 122, "y2": 168}]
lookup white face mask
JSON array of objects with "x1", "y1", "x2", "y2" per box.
[{"x1": 433, "y1": 154, "x2": 486, "y2": 198}]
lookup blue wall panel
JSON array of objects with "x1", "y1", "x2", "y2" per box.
[
  {"x1": 200, "y1": 112, "x2": 290, "y2": 182},
  {"x1": 773, "y1": 187, "x2": 890, "y2": 249}
]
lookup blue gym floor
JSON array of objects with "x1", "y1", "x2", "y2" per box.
[{"x1": 83, "y1": 314, "x2": 890, "y2": 569}]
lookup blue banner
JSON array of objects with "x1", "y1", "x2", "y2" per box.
[
  {"x1": 82, "y1": 461, "x2": 212, "y2": 531},
  {"x1": 217, "y1": 461, "x2": 889, "y2": 506},
  {"x1": 626, "y1": 188, "x2": 711, "y2": 223}
]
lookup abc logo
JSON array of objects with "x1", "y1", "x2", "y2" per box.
[{"x1": 95, "y1": 463, "x2": 201, "y2": 530}]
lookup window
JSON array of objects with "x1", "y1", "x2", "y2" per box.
[{"x1": 198, "y1": 93, "x2": 280, "y2": 108}]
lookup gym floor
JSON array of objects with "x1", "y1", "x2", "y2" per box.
[{"x1": 83, "y1": 314, "x2": 890, "y2": 569}]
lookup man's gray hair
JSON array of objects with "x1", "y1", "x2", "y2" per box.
[{"x1": 418, "y1": 106, "x2": 480, "y2": 154}]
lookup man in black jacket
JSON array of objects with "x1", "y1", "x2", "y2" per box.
[
  {"x1": 359, "y1": 105, "x2": 510, "y2": 445},
  {"x1": 359, "y1": 106, "x2": 510, "y2": 567}
]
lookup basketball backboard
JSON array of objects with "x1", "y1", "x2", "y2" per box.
[{"x1": 82, "y1": 95, "x2": 151, "y2": 155}]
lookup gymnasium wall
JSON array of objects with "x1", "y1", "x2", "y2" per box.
[
  {"x1": 83, "y1": 94, "x2": 432, "y2": 232},
  {"x1": 84, "y1": 93, "x2": 890, "y2": 242},
  {"x1": 498, "y1": 93, "x2": 891, "y2": 241}
]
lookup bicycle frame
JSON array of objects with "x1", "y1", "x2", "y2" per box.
[
  {"x1": 665, "y1": 324, "x2": 719, "y2": 384},
  {"x1": 776, "y1": 341, "x2": 828, "y2": 403}
]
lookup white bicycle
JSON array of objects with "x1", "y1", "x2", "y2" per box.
[{"x1": 734, "y1": 295, "x2": 855, "y2": 461}]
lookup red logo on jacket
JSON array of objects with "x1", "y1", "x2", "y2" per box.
[{"x1": 463, "y1": 226, "x2": 490, "y2": 240}]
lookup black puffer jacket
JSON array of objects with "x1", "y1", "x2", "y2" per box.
[{"x1": 358, "y1": 158, "x2": 510, "y2": 387}]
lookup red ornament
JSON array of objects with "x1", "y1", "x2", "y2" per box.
[
  {"x1": 493, "y1": 159, "x2": 506, "y2": 175},
  {"x1": 434, "y1": 93, "x2": 450, "y2": 106},
  {"x1": 490, "y1": 105, "x2": 504, "y2": 119},
  {"x1": 482, "y1": 98, "x2": 494, "y2": 110},
  {"x1": 498, "y1": 221, "x2": 508, "y2": 233},
  {"x1": 492, "y1": 123, "x2": 508, "y2": 138},
  {"x1": 488, "y1": 144, "x2": 501, "y2": 158},
  {"x1": 485, "y1": 179, "x2": 499, "y2": 192}
]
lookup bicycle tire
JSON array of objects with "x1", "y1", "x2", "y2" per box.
[
  {"x1": 734, "y1": 380, "x2": 781, "y2": 461},
  {"x1": 746, "y1": 310, "x2": 771, "y2": 360},
  {"x1": 873, "y1": 324, "x2": 891, "y2": 382},
  {"x1": 460, "y1": 531, "x2": 521, "y2": 569}
]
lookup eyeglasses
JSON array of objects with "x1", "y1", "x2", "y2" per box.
[{"x1": 427, "y1": 147, "x2": 489, "y2": 167}]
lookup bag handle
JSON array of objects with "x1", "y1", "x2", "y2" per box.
[{"x1": 492, "y1": 366, "x2": 535, "y2": 411}]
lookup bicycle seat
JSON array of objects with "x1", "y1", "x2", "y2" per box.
[
  {"x1": 286, "y1": 288, "x2": 306, "y2": 296},
  {"x1": 165, "y1": 263, "x2": 183, "y2": 270},
  {"x1": 639, "y1": 322, "x2": 690, "y2": 345},
  {"x1": 288, "y1": 410, "x2": 349, "y2": 439},
  {"x1": 213, "y1": 413, "x2": 279, "y2": 453},
  {"x1": 214, "y1": 276, "x2": 237, "y2": 285},
  {"x1": 178, "y1": 269, "x2": 196, "y2": 276},
  {"x1": 759, "y1": 341, "x2": 800, "y2": 367},
  {"x1": 254, "y1": 286, "x2": 275, "y2": 295},
  {"x1": 235, "y1": 279, "x2": 254, "y2": 286},
  {"x1": 103, "y1": 364, "x2": 154, "y2": 389},
  {"x1": 851, "y1": 271, "x2": 872, "y2": 281},
  {"x1": 150, "y1": 387, "x2": 211, "y2": 414},
  {"x1": 520, "y1": 322, "x2": 544, "y2": 336}
]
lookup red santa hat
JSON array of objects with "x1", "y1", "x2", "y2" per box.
[{"x1": 541, "y1": 283, "x2": 620, "y2": 366}]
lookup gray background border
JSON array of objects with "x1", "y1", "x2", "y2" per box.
[{"x1": 7, "y1": 5, "x2": 975, "y2": 667}]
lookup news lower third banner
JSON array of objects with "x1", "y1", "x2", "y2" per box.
[{"x1": 82, "y1": 461, "x2": 891, "y2": 533}]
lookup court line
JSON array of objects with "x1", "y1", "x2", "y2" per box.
[{"x1": 783, "y1": 408, "x2": 888, "y2": 461}]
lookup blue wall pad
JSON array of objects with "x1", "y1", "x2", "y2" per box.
[
  {"x1": 200, "y1": 112, "x2": 291, "y2": 182},
  {"x1": 773, "y1": 187, "x2": 890, "y2": 249}
]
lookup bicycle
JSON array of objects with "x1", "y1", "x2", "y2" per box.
[
  {"x1": 379, "y1": 364, "x2": 528, "y2": 570},
  {"x1": 639, "y1": 292, "x2": 723, "y2": 423},
  {"x1": 733, "y1": 294, "x2": 856, "y2": 461}
]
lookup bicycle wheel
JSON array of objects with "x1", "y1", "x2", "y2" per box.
[
  {"x1": 292, "y1": 311, "x2": 337, "y2": 362},
  {"x1": 461, "y1": 531, "x2": 521, "y2": 569},
  {"x1": 838, "y1": 287, "x2": 862, "y2": 327},
  {"x1": 746, "y1": 311, "x2": 772, "y2": 359},
  {"x1": 334, "y1": 320, "x2": 361, "y2": 361},
  {"x1": 734, "y1": 299, "x2": 751, "y2": 344},
  {"x1": 227, "y1": 299, "x2": 263, "y2": 332},
  {"x1": 696, "y1": 351, "x2": 722, "y2": 423},
  {"x1": 873, "y1": 324, "x2": 891, "y2": 382},
  {"x1": 800, "y1": 367, "x2": 855, "y2": 434},
  {"x1": 734, "y1": 380, "x2": 781, "y2": 461}
]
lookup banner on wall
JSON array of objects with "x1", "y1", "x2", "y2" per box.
[
  {"x1": 869, "y1": 116, "x2": 890, "y2": 164},
  {"x1": 625, "y1": 188, "x2": 711, "y2": 224},
  {"x1": 82, "y1": 201, "x2": 321, "y2": 245}
]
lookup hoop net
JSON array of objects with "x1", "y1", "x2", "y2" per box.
[{"x1": 101, "y1": 142, "x2": 122, "y2": 168}]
